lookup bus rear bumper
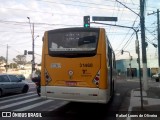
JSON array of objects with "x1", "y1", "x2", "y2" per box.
[{"x1": 41, "y1": 86, "x2": 110, "y2": 104}]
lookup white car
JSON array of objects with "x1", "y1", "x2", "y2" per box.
[{"x1": 0, "y1": 74, "x2": 29, "y2": 97}]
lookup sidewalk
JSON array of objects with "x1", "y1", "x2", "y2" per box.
[{"x1": 128, "y1": 78, "x2": 160, "y2": 120}]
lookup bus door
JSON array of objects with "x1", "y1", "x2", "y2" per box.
[{"x1": 108, "y1": 46, "x2": 113, "y2": 96}]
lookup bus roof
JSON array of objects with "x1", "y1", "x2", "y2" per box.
[{"x1": 47, "y1": 27, "x2": 103, "y2": 33}]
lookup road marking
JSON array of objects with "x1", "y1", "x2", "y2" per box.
[
  {"x1": 0, "y1": 97, "x2": 41, "y2": 109},
  {"x1": 0, "y1": 92, "x2": 35, "y2": 100},
  {"x1": 0, "y1": 94, "x2": 37, "y2": 104},
  {"x1": 14, "y1": 100, "x2": 53, "y2": 111},
  {"x1": 28, "y1": 82, "x2": 35, "y2": 84},
  {"x1": 126, "y1": 79, "x2": 139, "y2": 82},
  {"x1": 115, "y1": 93, "x2": 120, "y2": 96},
  {"x1": 48, "y1": 101, "x2": 69, "y2": 111}
]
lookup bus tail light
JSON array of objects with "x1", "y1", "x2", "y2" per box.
[
  {"x1": 45, "y1": 69, "x2": 52, "y2": 85},
  {"x1": 93, "y1": 70, "x2": 100, "y2": 87}
]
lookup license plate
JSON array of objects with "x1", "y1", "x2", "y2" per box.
[{"x1": 66, "y1": 81, "x2": 77, "y2": 86}]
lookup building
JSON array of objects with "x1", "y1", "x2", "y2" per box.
[{"x1": 116, "y1": 58, "x2": 159, "y2": 77}]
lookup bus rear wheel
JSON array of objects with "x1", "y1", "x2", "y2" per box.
[
  {"x1": 0, "y1": 90, "x2": 2, "y2": 97},
  {"x1": 156, "y1": 78, "x2": 159, "y2": 82},
  {"x1": 109, "y1": 80, "x2": 115, "y2": 102}
]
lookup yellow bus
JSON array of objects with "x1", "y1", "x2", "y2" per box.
[{"x1": 41, "y1": 27, "x2": 116, "y2": 104}]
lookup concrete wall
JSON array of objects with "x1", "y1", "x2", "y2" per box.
[{"x1": 0, "y1": 63, "x2": 41, "y2": 80}]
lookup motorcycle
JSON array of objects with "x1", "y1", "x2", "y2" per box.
[
  {"x1": 32, "y1": 76, "x2": 41, "y2": 96},
  {"x1": 35, "y1": 81, "x2": 41, "y2": 96}
]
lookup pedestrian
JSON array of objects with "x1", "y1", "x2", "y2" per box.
[{"x1": 131, "y1": 71, "x2": 134, "y2": 78}]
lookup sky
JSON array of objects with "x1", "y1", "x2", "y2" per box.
[{"x1": 0, "y1": 0, "x2": 159, "y2": 64}]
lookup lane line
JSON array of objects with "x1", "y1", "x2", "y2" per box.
[
  {"x1": 0, "y1": 94, "x2": 37, "y2": 104},
  {"x1": 0, "y1": 92, "x2": 35, "y2": 100},
  {"x1": 115, "y1": 93, "x2": 121, "y2": 96},
  {"x1": 14, "y1": 100, "x2": 53, "y2": 111},
  {"x1": 0, "y1": 97, "x2": 41, "y2": 109}
]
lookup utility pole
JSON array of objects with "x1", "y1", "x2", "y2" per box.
[
  {"x1": 158, "y1": 9, "x2": 160, "y2": 72},
  {"x1": 6, "y1": 44, "x2": 8, "y2": 73},
  {"x1": 136, "y1": 38, "x2": 143, "y2": 109},
  {"x1": 148, "y1": 10, "x2": 160, "y2": 72},
  {"x1": 27, "y1": 17, "x2": 35, "y2": 74},
  {"x1": 32, "y1": 23, "x2": 35, "y2": 73},
  {"x1": 157, "y1": 9, "x2": 160, "y2": 72},
  {"x1": 92, "y1": 21, "x2": 144, "y2": 109},
  {"x1": 116, "y1": 0, "x2": 148, "y2": 90},
  {"x1": 140, "y1": 0, "x2": 148, "y2": 90}
]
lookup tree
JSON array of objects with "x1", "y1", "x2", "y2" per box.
[
  {"x1": 0, "y1": 56, "x2": 6, "y2": 64},
  {"x1": 13, "y1": 55, "x2": 27, "y2": 65},
  {"x1": 9, "y1": 63, "x2": 17, "y2": 68}
]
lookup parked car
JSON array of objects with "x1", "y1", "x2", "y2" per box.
[
  {"x1": 16, "y1": 74, "x2": 25, "y2": 80},
  {"x1": 0, "y1": 74, "x2": 29, "y2": 97},
  {"x1": 152, "y1": 73, "x2": 160, "y2": 82}
]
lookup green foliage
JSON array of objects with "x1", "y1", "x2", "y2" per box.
[
  {"x1": 9, "y1": 63, "x2": 17, "y2": 68},
  {"x1": 0, "y1": 56, "x2": 6, "y2": 64},
  {"x1": 13, "y1": 55, "x2": 27, "y2": 65}
]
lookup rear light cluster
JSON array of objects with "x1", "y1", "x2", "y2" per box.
[
  {"x1": 93, "y1": 70, "x2": 100, "y2": 87},
  {"x1": 45, "y1": 69, "x2": 52, "y2": 85}
]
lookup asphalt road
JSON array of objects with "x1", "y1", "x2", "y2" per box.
[
  {"x1": 0, "y1": 78, "x2": 140, "y2": 120},
  {"x1": 47, "y1": 78, "x2": 139, "y2": 120}
]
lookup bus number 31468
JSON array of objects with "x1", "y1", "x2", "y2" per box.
[{"x1": 80, "y1": 63, "x2": 93, "y2": 67}]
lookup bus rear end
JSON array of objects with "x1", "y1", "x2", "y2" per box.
[{"x1": 41, "y1": 28, "x2": 109, "y2": 103}]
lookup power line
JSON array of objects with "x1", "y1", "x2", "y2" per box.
[
  {"x1": 35, "y1": 0, "x2": 140, "y2": 11},
  {"x1": 115, "y1": 16, "x2": 139, "y2": 51},
  {"x1": 115, "y1": 0, "x2": 140, "y2": 16},
  {"x1": 122, "y1": 32, "x2": 135, "y2": 50}
]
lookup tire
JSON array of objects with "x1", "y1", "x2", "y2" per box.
[
  {"x1": 111, "y1": 80, "x2": 115, "y2": 99},
  {"x1": 22, "y1": 85, "x2": 29, "y2": 93},
  {"x1": 112, "y1": 80, "x2": 115, "y2": 94},
  {"x1": 37, "y1": 91, "x2": 41, "y2": 96},
  {"x1": 0, "y1": 90, "x2": 2, "y2": 97},
  {"x1": 37, "y1": 86, "x2": 41, "y2": 96},
  {"x1": 156, "y1": 79, "x2": 159, "y2": 82}
]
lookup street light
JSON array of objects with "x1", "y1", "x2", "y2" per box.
[
  {"x1": 35, "y1": 35, "x2": 39, "y2": 40},
  {"x1": 27, "y1": 17, "x2": 33, "y2": 38},
  {"x1": 27, "y1": 17, "x2": 37, "y2": 73},
  {"x1": 33, "y1": 35, "x2": 39, "y2": 64},
  {"x1": 91, "y1": 22, "x2": 143, "y2": 109}
]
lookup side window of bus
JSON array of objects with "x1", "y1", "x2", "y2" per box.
[
  {"x1": 113, "y1": 54, "x2": 116, "y2": 68},
  {"x1": 108, "y1": 46, "x2": 112, "y2": 66},
  {"x1": 112, "y1": 52, "x2": 115, "y2": 68}
]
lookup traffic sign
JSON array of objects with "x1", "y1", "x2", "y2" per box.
[
  {"x1": 28, "y1": 51, "x2": 33, "y2": 54},
  {"x1": 92, "y1": 16, "x2": 118, "y2": 21}
]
